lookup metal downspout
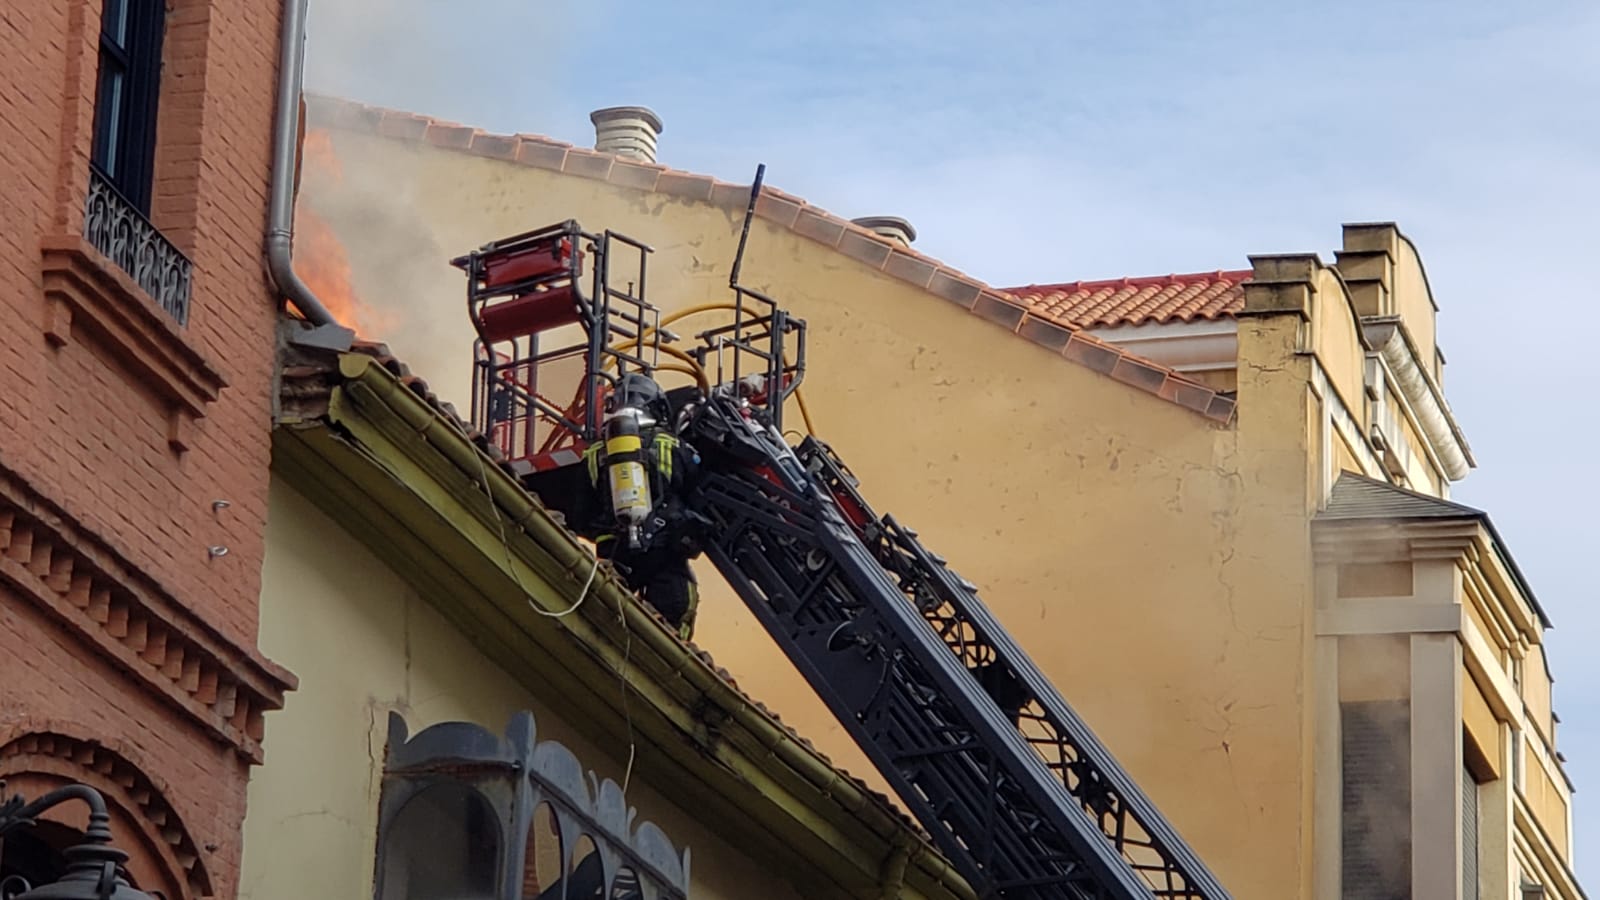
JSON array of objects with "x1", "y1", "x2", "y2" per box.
[
  {"x1": 267, "y1": 0, "x2": 353, "y2": 349},
  {"x1": 878, "y1": 834, "x2": 912, "y2": 899}
]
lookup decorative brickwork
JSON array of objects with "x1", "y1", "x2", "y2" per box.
[
  {"x1": 0, "y1": 462, "x2": 295, "y2": 764},
  {"x1": 0, "y1": 725, "x2": 214, "y2": 899}
]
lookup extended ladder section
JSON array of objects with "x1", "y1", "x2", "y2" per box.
[
  {"x1": 677, "y1": 396, "x2": 1230, "y2": 900},
  {"x1": 451, "y1": 221, "x2": 659, "y2": 475}
]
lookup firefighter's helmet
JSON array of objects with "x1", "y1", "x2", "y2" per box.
[{"x1": 609, "y1": 372, "x2": 672, "y2": 426}]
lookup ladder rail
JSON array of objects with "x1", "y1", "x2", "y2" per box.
[{"x1": 683, "y1": 400, "x2": 1163, "y2": 900}]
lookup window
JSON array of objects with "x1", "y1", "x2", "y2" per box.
[
  {"x1": 1342, "y1": 700, "x2": 1412, "y2": 900},
  {"x1": 91, "y1": 0, "x2": 166, "y2": 214},
  {"x1": 79, "y1": 0, "x2": 191, "y2": 323}
]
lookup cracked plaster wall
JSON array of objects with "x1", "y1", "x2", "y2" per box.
[
  {"x1": 295, "y1": 127, "x2": 1334, "y2": 900},
  {"x1": 240, "y1": 480, "x2": 804, "y2": 900}
]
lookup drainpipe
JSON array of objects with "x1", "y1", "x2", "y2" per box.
[
  {"x1": 877, "y1": 834, "x2": 913, "y2": 899},
  {"x1": 266, "y1": 0, "x2": 354, "y2": 350}
]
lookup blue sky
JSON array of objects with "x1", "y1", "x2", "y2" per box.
[{"x1": 305, "y1": 0, "x2": 1600, "y2": 880}]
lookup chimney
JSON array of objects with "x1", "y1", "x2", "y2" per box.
[
  {"x1": 589, "y1": 106, "x2": 664, "y2": 164},
  {"x1": 851, "y1": 216, "x2": 917, "y2": 247}
]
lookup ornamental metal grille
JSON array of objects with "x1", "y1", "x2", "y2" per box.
[
  {"x1": 375, "y1": 711, "x2": 691, "y2": 900},
  {"x1": 83, "y1": 166, "x2": 192, "y2": 325}
]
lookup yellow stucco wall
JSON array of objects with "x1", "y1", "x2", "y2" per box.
[
  {"x1": 299, "y1": 126, "x2": 1328, "y2": 899},
  {"x1": 1523, "y1": 645, "x2": 1556, "y2": 742},
  {"x1": 1524, "y1": 735, "x2": 1571, "y2": 857},
  {"x1": 239, "y1": 479, "x2": 806, "y2": 900},
  {"x1": 1308, "y1": 268, "x2": 1367, "y2": 418},
  {"x1": 1391, "y1": 237, "x2": 1439, "y2": 380}
]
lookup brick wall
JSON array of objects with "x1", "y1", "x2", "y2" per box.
[
  {"x1": 0, "y1": 0, "x2": 290, "y2": 895},
  {"x1": 0, "y1": 0, "x2": 281, "y2": 644}
]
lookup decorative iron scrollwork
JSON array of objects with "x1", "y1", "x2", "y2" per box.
[
  {"x1": 83, "y1": 168, "x2": 192, "y2": 326},
  {"x1": 378, "y1": 712, "x2": 691, "y2": 900},
  {"x1": 0, "y1": 783, "x2": 36, "y2": 839}
]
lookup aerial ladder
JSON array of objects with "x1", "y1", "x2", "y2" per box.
[{"x1": 450, "y1": 172, "x2": 1233, "y2": 900}]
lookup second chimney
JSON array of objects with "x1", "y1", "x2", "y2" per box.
[
  {"x1": 590, "y1": 106, "x2": 664, "y2": 164},
  {"x1": 851, "y1": 216, "x2": 917, "y2": 247}
]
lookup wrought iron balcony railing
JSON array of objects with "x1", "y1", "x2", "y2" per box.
[{"x1": 83, "y1": 166, "x2": 192, "y2": 325}]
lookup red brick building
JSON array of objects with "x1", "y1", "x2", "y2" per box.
[{"x1": 0, "y1": 0, "x2": 297, "y2": 895}]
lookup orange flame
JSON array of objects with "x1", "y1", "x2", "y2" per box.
[
  {"x1": 302, "y1": 128, "x2": 343, "y2": 180},
  {"x1": 293, "y1": 128, "x2": 390, "y2": 337}
]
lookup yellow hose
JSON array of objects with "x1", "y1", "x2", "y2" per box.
[
  {"x1": 605, "y1": 303, "x2": 818, "y2": 435},
  {"x1": 652, "y1": 362, "x2": 704, "y2": 384},
  {"x1": 600, "y1": 342, "x2": 710, "y2": 390},
  {"x1": 792, "y1": 386, "x2": 817, "y2": 436}
]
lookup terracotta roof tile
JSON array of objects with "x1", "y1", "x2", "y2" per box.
[
  {"x1": 469, "y1": 132, "x2": 520, "y2": 161},
  {"x1": 1005, "y1": 271, "x2": 1249, "y2": 329},
  {"x1": 300, "y1": 93, "x2": 1237, "y2": 426}
]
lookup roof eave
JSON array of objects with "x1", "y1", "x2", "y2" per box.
[
  {"x1": 272, "y1": 350, "x2": 974, "y2": 900},
  {"x1": 301, "y1": 93, "x2": 1236, "y2": 426}
]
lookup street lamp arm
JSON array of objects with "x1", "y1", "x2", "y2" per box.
[
  {"x1": 0, "y1": 780, "x2": 155, "y2": 900},
  {"x1": 0, "y1": 785, "x2": 113, "y2": 842}
]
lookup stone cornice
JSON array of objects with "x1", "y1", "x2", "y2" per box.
[
  {"x1": 0, "y1": 463, "x2": 296, "y2": 764},
  {"x1": 1311, "y1": 518, "x2": 1480, "y2": 565},
  {"x1": 1313, "y1": 517, "x2": 1546, "y2": 643},
  {"x1": 1363, "y1": 316, "x2": 1473, "y2": 480}
]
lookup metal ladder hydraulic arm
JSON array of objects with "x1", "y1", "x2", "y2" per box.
[{"x1": 677, "y1": 394, "x2": 1231, "y2": 900}]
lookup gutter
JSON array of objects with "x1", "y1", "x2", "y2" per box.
[
  {"x1": 334, "y1": 353, "x2": 974, "y2": 900},
  {"x1": 1364, "y1": 317, "x2": 1472, "y2": 481},
  {"x1": 266, "y1": 0, "x2": 354, "y2": 350}
]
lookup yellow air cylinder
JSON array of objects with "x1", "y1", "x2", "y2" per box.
[{"x1": 604, "y1": 411, "x2": 652, "y2": 547}]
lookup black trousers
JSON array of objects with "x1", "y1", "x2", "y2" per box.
[{"x1": 597, "y1": 539, "x2": 699, "y2": 633}]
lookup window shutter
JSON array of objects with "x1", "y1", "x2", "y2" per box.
[
  {"x1": 1342, "y1": 700, "x2": 1412, "y2": 900},
  {"x1": 1463, "y1": 765, "x2": 1480, "y2": 900}
]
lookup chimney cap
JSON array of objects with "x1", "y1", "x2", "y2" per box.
[
  {"x1": 589, "y1": 106, "x2": 664, "y2": 134},
  {"x1": 851, "y1": 216, "x2": 917, "y2": 245}
]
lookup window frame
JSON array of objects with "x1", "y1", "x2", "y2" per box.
[{"x1": 91, "y1": 0, "x2": 166, "y2": 215}]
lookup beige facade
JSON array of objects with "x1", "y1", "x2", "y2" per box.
[{"x1": 285, "y1": 95, "x2": 1585, "y2": 900}]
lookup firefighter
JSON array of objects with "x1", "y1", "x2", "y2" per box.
[{"x1": 581, "y1": 373, "x2": 703, "y2": 640}]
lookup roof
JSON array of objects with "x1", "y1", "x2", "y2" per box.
[
  {"x1": 274, "y1": 324, "x2": 974, "y2": 899},
  {"x1": 1317, "y1": 473, "x2": 1551, "y2": 628},
  {"x1": 1320, "y1": 471, "x2": 1486, "y2": 522},
  {"x1": 301, "y1": 93, "x2": 1236, "y2": 426},
  {"x1": 1004, "y1": 271, "x2": 1249, "y2": 329}
]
